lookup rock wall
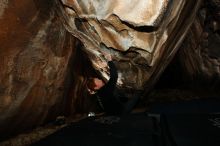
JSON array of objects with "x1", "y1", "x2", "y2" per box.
[
  {"x1": 2, "y1": 0, "x2": 219, "y2": 141},
  {"x1": 59, "y1": 0, "x2": 201, "y2": 95},
  {"x1": 178, "y1": 0, "x2": 220, "y2": 87},
  {"x1": 0, "y1": 0, "x2": 78, "y2": 139}
]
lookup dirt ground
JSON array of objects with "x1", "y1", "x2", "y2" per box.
[{"x1": 1, "y1": 87, "x2": 219, "y2": 146}]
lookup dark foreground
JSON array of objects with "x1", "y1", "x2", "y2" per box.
[{"x1": 32, "y1": 99, "x2": 220, "y2": 146}]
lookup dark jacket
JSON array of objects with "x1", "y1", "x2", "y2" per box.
[{"x1": 95, "y1": 61, "x2": 139, "y2": 115}]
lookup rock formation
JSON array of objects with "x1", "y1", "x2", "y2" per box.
[
  {"x1": 178, "y1": 0, "x2": 220, "y2": 85},
  {"x1": 59, "y1": 0, "x2": 201, "y2": 94},
  {"x1": 1, "y1": 0, "x2": 220, "y2": 140},
  {"x1": 0, "y1": 0, "x2": 77, "y2": 140}
]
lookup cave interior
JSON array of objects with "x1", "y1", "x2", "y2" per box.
[{"x1": 0, "y1": 0, "x2": 220, "y2": 145}]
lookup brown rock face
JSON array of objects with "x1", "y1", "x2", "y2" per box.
[
  {"x1": 178, "y1": 0, "x2": 220, "y2": 85},
  {"x1": 0, "y1": 0, "x2": 78, "y2": 139},
  {"x1": 59, "y1": 0, "x2": 202, "y2": 94},
  {"x1": 4, "y1": 0, "x2": 220, "y2": 141}
]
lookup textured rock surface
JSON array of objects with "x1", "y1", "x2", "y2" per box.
[
  {"x1": 2, "y1": 0, "x2": 220, "y2": 141},
  {"x1": 178, "y1": 0, "x2": 220, "y2": 84},
  {"x1": 0, "y1": 0, "x2": 77, "y2": 140},
  {"x1": 59, "y1": 0, "x2": 201, "y2": 93}
]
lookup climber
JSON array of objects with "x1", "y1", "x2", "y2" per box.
[{"x1": 87, "y1": 54, "x2": 140, "y2": 115}]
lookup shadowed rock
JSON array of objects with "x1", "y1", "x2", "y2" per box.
[
  {"x1": 0, "y1": 0, "x2": 78, "y2": 140},
  {"x1": 3, "y1": 0, "x2": 220, "y2": 141}
]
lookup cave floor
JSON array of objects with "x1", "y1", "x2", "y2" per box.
[
  {"x1": 32, "y1": 100, "x2": 220, "y2": 146},
  {"x1": 0, "y1": 88, "x2": 220, "y2": 146}
]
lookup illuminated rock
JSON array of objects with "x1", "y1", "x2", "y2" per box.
[{"x1": 59, "y1": 0, "x2": 202, "y2": 92}]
